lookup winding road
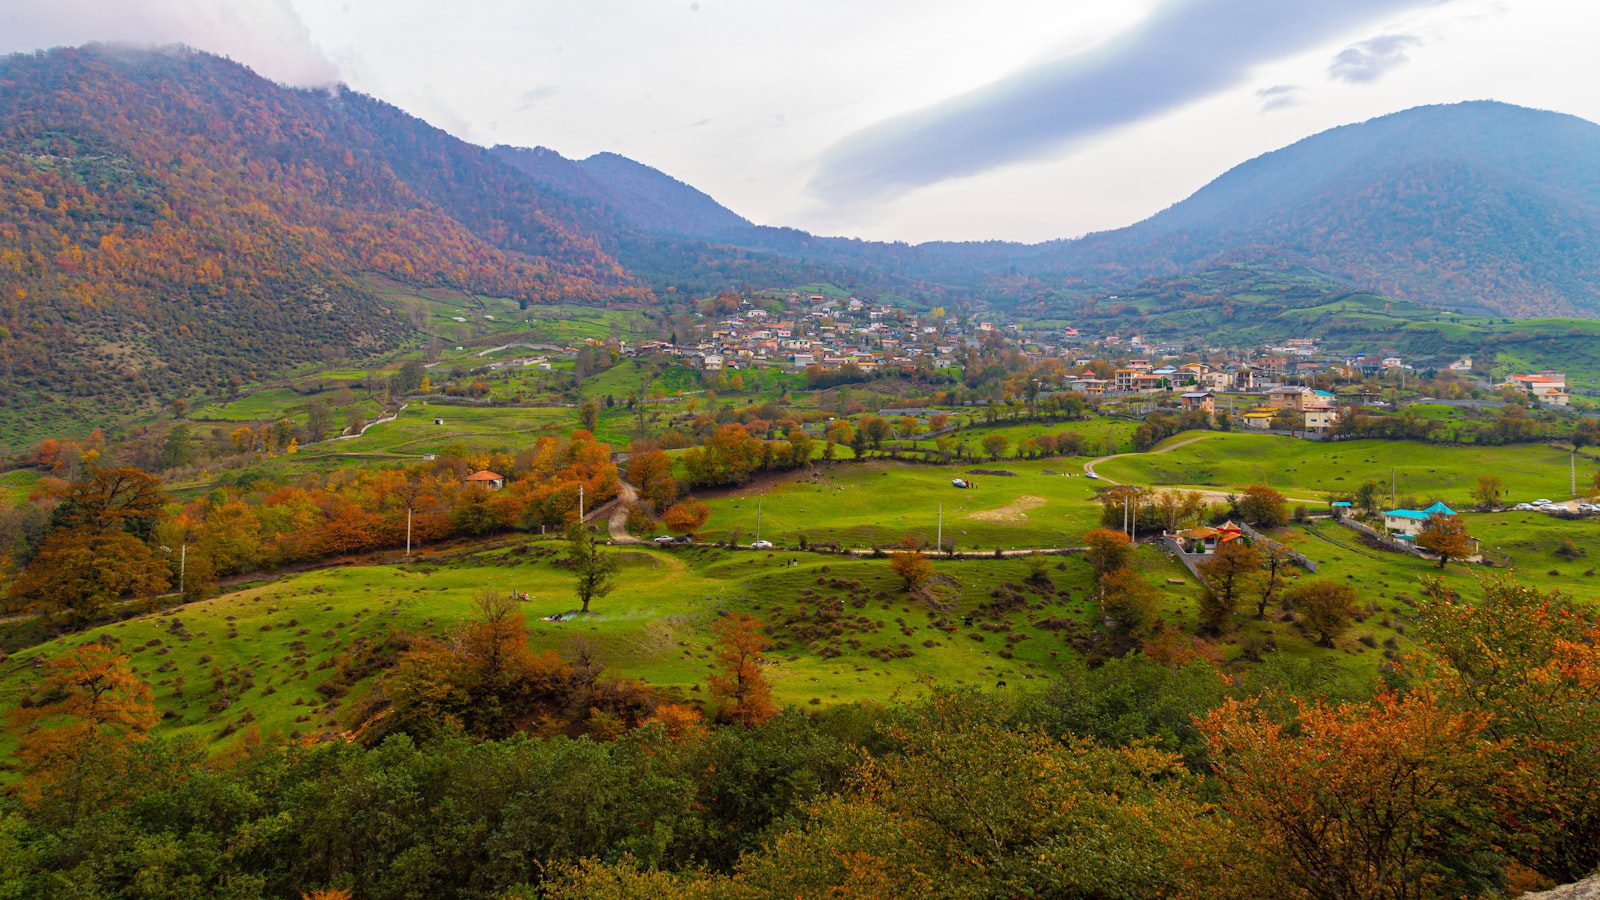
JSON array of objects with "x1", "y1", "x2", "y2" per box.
[
  {"x1": 1084, "y1": 434, "x2": 1322, "y2": 504},
  {"x1": 606, "y1": 481, "x2": 642, "y2": 543}
]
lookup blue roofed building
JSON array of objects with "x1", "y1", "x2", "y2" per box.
[{"x1": 1383, "y1": 501, "x2": 1455, "y2": 537}]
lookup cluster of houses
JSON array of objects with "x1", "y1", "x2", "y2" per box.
[
  {"x1": 1500, "y1": 371, "x2": 1570, "y2": 407},
  {"x1": 635, "y1": 293, "x2": 966, "y2": 374}
]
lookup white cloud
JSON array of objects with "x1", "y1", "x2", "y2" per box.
[
  {"x1": 1329, "y1": 34, "x2": 1422, "y2": 83},
  {"x1": 0, "y1": 0, "x2": 338, "y2": 87}
]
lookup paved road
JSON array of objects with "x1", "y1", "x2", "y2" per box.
[{"x1": 1084, "y1": 434, "x2": 1321, "y2": 504}]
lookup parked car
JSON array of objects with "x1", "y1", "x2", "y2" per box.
[
  {"x1": 750, "y1": 540, "x2": 774, "y2": 550},
  {"x1": 653, "y1": 535, "x2": 678, "y2": 545},
  {"x1": 1085, "y1": 472, "x2": 1100, "y2": 480},
  {"x1": 671, "y1": 534, "x2": 693, "y2": 544}
]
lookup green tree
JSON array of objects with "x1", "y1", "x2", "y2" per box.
[
  {"x1": 159, "y1": 424, "x2": 193, "y2": 470},
  {"x1": 566, "y1": 524, "x2": 618, "y2": 614},
  {"x1": 1469, "y1": 475, "x2": 1503, "y2": 511},
  {"x1": 1286, "y1": 579, "x2": 1356, "y2": 646}
]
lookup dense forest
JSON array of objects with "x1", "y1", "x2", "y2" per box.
[{"x1": 0, "y1": 45, "x2": 650, "y2": 436}]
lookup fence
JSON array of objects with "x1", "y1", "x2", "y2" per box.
[{"x1": 1236, "y1": 521, "x2": 1319, "y2": 572}]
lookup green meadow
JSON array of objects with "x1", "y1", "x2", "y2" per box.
[
  {"x1": 0, "y1": 541, "x2": 1196, "y2": 753},
  {"x1": 697, "y1": 459, "x2": 1109, "y2": 550},
  {"x1": 1095, "y1": 432, "x2": 1587, "y2": 506}
]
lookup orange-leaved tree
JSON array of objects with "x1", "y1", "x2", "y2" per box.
[
  {"x1": 11, "y1": 643, "x2": 159, "y2": 812},
  {"x1": 662, "y1": 500, "x2": 710, "y2": 536},
  {"x1": 1199, "y1": 690, "x2": 1504, "y2": 898},
  {"x1": 1414, "y1": 576, "x2": 1600, "y2": 883},
  {"x1": 708, "y1": 613, "x2": 774, "y2": 727}
]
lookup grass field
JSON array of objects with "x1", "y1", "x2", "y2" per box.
[
  {"x1": 1094, "y1": 432, "x2": 1587, "y2": 506},
  {"x1": 0, "y1": 540, "x2": 1195, "y2": 753},
  {"x1": 0, "y1": 469, "x2": 40, "y2": 504},
  {"x1": 7, "y1": 428, "x2": 1599, "y2": 756},
  {"x1": 697, "y1": 459, "x2": 1108, "y2": 550}
]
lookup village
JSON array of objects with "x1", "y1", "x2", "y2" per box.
[{"x1": 587, "y1": 289, "x2": 1581, "y2": 441}]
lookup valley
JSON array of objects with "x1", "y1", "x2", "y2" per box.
[{"x1": 2, "y1": 37, "x2": 1600, "y2": 900}]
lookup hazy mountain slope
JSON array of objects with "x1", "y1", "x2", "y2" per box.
[
  {"x1": 499, "y1": 102, "x2": 1600, "y2": 316},
  {"x1": 0, "y1": 45, "x2": 648, "y2": 439},
  {"x1": 1039, "y1": 102, "x2": 1600, "y2": 315}
]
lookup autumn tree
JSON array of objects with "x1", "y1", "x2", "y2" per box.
[
  {"x1": 50, "y1": 466, "x2": 166, "y2": 542},
  {"x1": 8, "y1": 529, "x2": 170, "y2": 626},
  {"x1": 566, "y1": 524, "x2": 618, "y2": 614},
  {"x1": 728, "y1": 693, "x2": 1248, "y2": 897},
  {"x1": 1236, "y1": 484, "x2": 1287, "y2": 528},
  {"x1": 662, "y1": 500, "x2": 710, "y2": 536},
  {"x1": 1082, "y1": 528, "x2": 1133, "y2": 580},
  {"x1": 11, "y1": 643, "x2": 158, "y2": 812},
  {"x1": 1200, "y1": 691, "x2": 1504, "y2": 899},
  {"x1": 580, "y1": 399, "x2": 601, "y2": 433},
  {"x1": 1252, "y1": 540, "x2": 1299, "y2": 618},
  {"x1": 1100, "y1": 566, "x2": 1157, "y2": 636},
  {"x1": 627, "y1": 446, "x2": 678, "y2": 513},
  {"x1": 1469, "y1": 475, "x2": 1504, "y2": 511},
  {"x1": 888, "y1": 549, "x2": 934, "y2": 593},
  {"x1": 1196, "y1": 540, "x2": 1260, "y2": 634},
  {"x1": 1285, "y1": 579, "x2": 1356, "y2": 646},
  {"x1": 384, "y1": 591, "x2": 571, "y2": 740},
  {"x1": 1415, "y1": 577, "x2": 1600, "y2": 882},
  {"x1": 707, "y1": 614, "x2": 774, "y2": 726},
  {"x1": 1416, "y1": 513, "x2": 1472, "y2": 568}
]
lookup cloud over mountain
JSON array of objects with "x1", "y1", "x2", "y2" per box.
[{"x1": 808, "y1": 0, "x2": 1449, "y2": 205}]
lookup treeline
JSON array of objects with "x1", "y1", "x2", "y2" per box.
[
  {"x1": 0, "y1": 432, "x2": 620, "y2": 629},
  {"x1": 3, "y1": 576, "x2": 1596, "y2": 897}
]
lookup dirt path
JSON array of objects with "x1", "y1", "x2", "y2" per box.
[
  {"x1": 968, "y1": 495, "x2": 1047, "y2": 523},
  {"x1": 1084, "y1": 434, "x2": 1321, "y2": 504},
  {"x1": 608, "y1": 481, "x2": 641, "y2": 543},
  {"x1": 1083, "y1": 434, "x2": 1211, "y2": 482}
]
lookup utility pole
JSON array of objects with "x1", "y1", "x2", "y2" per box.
[
  {"x1": 178, "y1": 544, "x2": 186, "y2": 597},
  {"x1": 1573, "y1": 451, "x2": 1578, "y2": 499},
  {"x1": 1391, "y1": 468, "x2": 1396, "y2": 506},
  {"x1": 579, "y1": 483, "x2": 585, "y2": 522},
  {"x1": 406, "y1": 507, "x2": 412, "y2": 556},
  {"x1": 936, "y1": 502, "x2": 943, "y2": 553},
  {"x1": 755, "y1": 499, "x2": 763, "y2": 542}
]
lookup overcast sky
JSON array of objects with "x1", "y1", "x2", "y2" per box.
[{"x1": 3, "y1": 0, "x2": 1596, "y2": 243}]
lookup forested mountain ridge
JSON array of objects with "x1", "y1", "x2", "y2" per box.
[
  {"x1": 0, "y1": 44, "x2": 649, "y2": 441},
  {"x1": 503, "y1": 101, "x2": 1600, "y2": 317},
  {"x1": 1027, "y1": 101, "x2": 1600, "y2": 316}
]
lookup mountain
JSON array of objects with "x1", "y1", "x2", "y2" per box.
[
  {"x1": 1026, "y1": 101, "x2": 1600, "y2": 316},
  {"x1": 1042, "y1": 264, "x2": 1600, "y2": 384},
  {"x1": 502, "y1": 101, "x2": 1600, "y2": 319},
  {"x1": 493, "y1": 146, "x2": 752, "y2": 240},
  {"x1": 0, "y1": 44, "x2": 650, "y2": 441},
  {"x1": 4, "y1": 45, "x2": 1599, "y2": 444}
]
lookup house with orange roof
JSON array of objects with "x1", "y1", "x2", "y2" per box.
[{"x1": 463, "y1": 470, "x2": 506, "y2": 491}]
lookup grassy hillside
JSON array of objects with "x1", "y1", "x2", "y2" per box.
[
  {"x1": 1095, "y1": 432, "x2": 1586, "y2": 506},
  {"x1": 0, "y1": 541, "x2": 1192, "y2": 753},
  {"x1": 1029, "y1": 266, "x2": 1600, "y2": 387}
]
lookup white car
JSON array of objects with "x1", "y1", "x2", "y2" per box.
[
  {"x1": 750, "y1": 540, "x2": 774, "y2": 550},
  {"x1": 653, "y1": 535, "x2": 678, "y2": 544},
  {"x1": 1085, "y1": 472, "x2": 1099, "y2": 480}
]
